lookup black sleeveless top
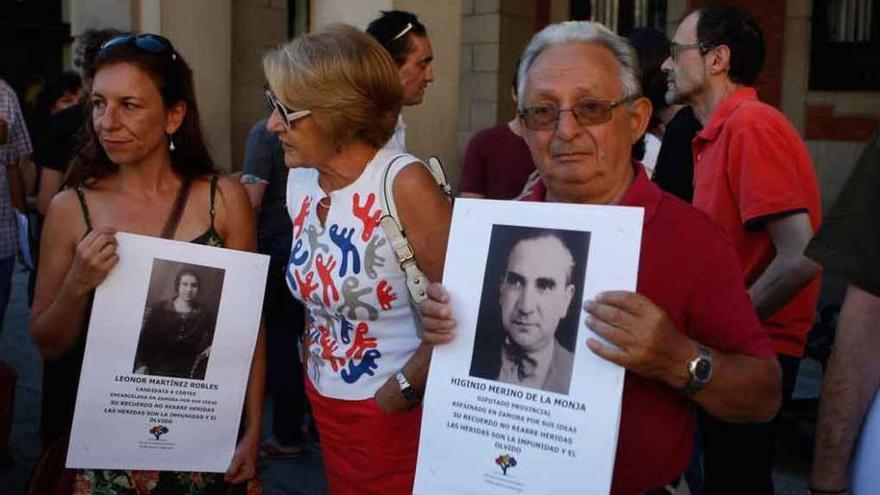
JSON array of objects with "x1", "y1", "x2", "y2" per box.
[{"x1": 40, "y1": 176, "x2": 224, "y2": 447}]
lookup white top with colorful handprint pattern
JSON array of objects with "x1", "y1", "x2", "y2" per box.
[{"x1": 285, "y1": 147, "x2": 424, "y2": 400}]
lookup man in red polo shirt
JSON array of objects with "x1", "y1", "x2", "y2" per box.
[
  {"x1": 662, "y1": 5, "x2": 822, "y2": 494},
  {"x1": 418, "y1": 20, "x2": 781, "y2": 495}
]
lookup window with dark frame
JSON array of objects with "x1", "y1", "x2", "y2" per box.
[
  {"x1": 570, "y1": 0, "x2": 668, "y2": 36},
  {"x1": 288, "y1": 0, "x2": 310, "y2": 38},
  {"x1": 809, "y1": 0, "x2": 880, "y2": 91}
]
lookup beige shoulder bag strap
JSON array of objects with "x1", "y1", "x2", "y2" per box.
[
  {"x1": 380, "y1": 154, "x2": 427, "y2": 307},
  {"x1": 378, "y1": 154, "x2": 452, "y2": 307}
]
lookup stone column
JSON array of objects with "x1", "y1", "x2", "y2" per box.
[
  {"x1": 161, "y1": 0, "x2": 233, "y2": 169},
  {"x1": 458, "y1": 0, "x2": 535, "y2": 173},
  {"x1": 311, "y1": 0, "x2": 391, "y2": 29},
  {"x1": 70, "y1": 0, "x2": 234, "y2": 170},
  {"x1": 70, "y1": 0, "x2": 134, "y2": 34},
  {"x1": 396, "y1": 0, "x2": 462, "y2": 184},
  {"x1": 231, "y1": 0, "x2": 289, "y2": 169},
  {"x1": 459, "y1": 1, "x2": 500, "y2": 163}
]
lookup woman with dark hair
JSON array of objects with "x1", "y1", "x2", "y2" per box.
[
  {"x1": 133, "y1": 268, "x2": 217, "y2": 380},
  {"x1": 63, "y1": 35, "x2": 216, "y2": 189},
  {"x1": 26, "y1": 72, "x2": 85, "y2": 304},
  {"x1": 35, "y1": 29, "x2": 124, "y2": 216},
  {"x1": 29, "y1": 34, "x2": 263, "y2": 494},
  {"x1": 31, "y1": 71, "x2": 83, "y2": 140},
  {"x1": 30, "y1": 72, "x2": 83, "y2": 193}
]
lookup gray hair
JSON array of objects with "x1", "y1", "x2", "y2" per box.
[{"x1": 516, "y1": 21, "x2": 642, "y2": 111}]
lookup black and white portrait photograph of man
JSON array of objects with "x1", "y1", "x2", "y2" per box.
[
  {"x1": 470, "y1": 225, "x2": 590, "y2": 395},
  {"x1": 132, "y1": 259, "x2": 225, "y2": 380}
]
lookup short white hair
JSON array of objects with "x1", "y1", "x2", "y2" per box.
[{"x1": 516, "y1": 21, "x2": 642, "y2": 111}]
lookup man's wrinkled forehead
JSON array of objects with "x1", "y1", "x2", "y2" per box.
[
  {"x1": 523, "y1": 43, "x2": 623, "y2": 100},
  {"x1": 525, "y1": 66, "x2": 606, "y2": 101}
]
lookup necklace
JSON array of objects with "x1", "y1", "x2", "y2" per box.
[{"x1": 317, "y1": 196, "x2": 331, "y2": 209}]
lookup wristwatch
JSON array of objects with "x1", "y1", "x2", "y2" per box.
[
  {"x1": 396, "y1": 371, "x2": 421, "y2": 402},
  {"x1": 683, "y1": 343, "x2": 713, "y2": 397}
]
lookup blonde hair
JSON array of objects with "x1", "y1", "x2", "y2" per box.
[{"x1": 263, "y1": 24, "x2": 403, "y2": 147}]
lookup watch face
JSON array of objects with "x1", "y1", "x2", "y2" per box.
[
  {"x1": 401, "y1": 387, "x2": 419, "y2": 401},
  {"x1": 694, "y1": 359, "x2": 712, "y2": 381}
]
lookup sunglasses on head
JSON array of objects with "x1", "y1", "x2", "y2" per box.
[
  {"x1": 100, "y1": 34, "x2": 177, "y2": 60},
  {"x1": 391, "y1": 22, "x2": 413, "y2": 41}
]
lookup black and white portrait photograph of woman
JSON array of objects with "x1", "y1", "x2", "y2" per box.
[{"x1": 133, "y1": 259, "x2": 224, "y2": 380}]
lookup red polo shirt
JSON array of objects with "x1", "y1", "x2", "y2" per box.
[
  {"x1": 524, "y1": 165, "x2": 774, "y2": 495},
  {"x1": 692, "y1": 87, "x2": 821, "y2": 357}
]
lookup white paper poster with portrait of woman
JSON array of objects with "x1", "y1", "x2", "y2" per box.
[
  {"x1": 414, "y1": 198, "x2": 643, "y2": 495},
  {"x1": 66, "y1": 233, "x2": 269, "y2": 472}
]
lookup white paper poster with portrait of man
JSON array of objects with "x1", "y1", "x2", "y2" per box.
[
  {"x1": 415, "y1": 198, "x2": 644, "y2": 495},
  {"x1": 66, "y1": 233, "x2": 268, "y2": 472}
]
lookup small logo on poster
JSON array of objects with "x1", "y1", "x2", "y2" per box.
[
  {"x1": 149, "y1": 425, "x2": 169, "y2": 440},
  {"x1": 495, "y1": 454, "x2": 517, "y2": 475}
]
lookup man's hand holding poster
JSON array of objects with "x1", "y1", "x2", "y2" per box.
[{"x1": 415, "y1": 199, "x2": 644, "y2": 495}]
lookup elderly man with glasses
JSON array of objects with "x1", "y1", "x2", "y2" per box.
[
  {"x1": 419, "y1": 20, "x2": 781, "y2": 495},
  {"x1": 662, "y1": 5, "x2": 822, "y2": 494}
]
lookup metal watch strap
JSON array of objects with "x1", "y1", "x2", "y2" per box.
[
  {"x1": 396, "y1": 371, "x2": 421, "y2": 402},
  {"x1": 683, "y1": 343, "x2": 712, "y2": 397}
]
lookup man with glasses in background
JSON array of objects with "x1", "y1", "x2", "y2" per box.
[
  {"x1": 662, "y1": 5, "x2": 822, "y2": 494},
  {"x1": 367, "y1": 10, "x2": 434, "y2": 151},
  {"x1": 419, "y1": 20, "x2": 781, "y2": 495}
]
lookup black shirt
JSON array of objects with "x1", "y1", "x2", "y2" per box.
[
  {"x1": 806, "y1": 130, "x2": 880, "y2": 296},
  {"x1": 652, "y1": 106, "x2": 702, "y2": 203},
  {"x1": 33, "y1": 102, "x2": 85, "y2": 174}
]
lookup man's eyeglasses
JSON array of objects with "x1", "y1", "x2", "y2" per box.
[
  {"x1": 100, "y1": 34, "x2": 178, "y2": 60},
  {"x1": 265, "y1": 90, "x2": 311, "y2": 130},
  {"x1": 518, "y1": 96, "x2": 633, "y2": 131},
  {"x1": 669, "y1": 41, "x2": 716, "y2": 61}
]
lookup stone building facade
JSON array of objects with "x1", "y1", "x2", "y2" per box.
[{"x1": 56, "y1": 0, "x2": 880, "y2": 201}]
